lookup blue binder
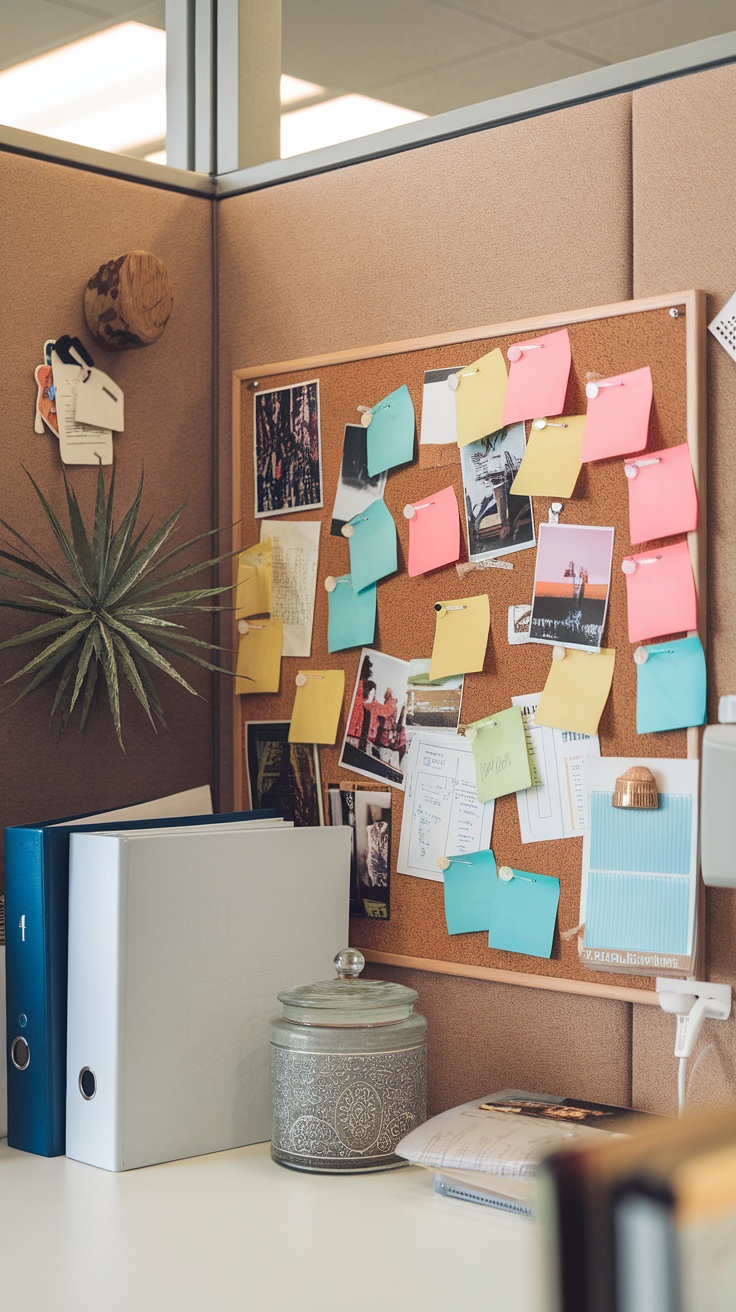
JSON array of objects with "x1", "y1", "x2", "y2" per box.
[{"x1": 5, "y1": 807, "x2": 277, "y2": 1156}]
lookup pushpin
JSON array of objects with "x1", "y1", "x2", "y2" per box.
[
  {"x1": 548, "y1": 502, "x2": 563, "y2": 525},
  {"x1": 532, "y1": 418, "x2": 568, "y2": 430},
  {"x1": 465, "y1": 727, "x2": 477, "y2": 743},
  {"x1": 624, "y1": 464, "x2": 638, "y2": 480},
  {"x1": 586, "y1": 379, "x2": 624, "y2": 400},
  {"x1": 447, "y1": 373, "x2": 460, "y2": 391},
  {"x1": 403, "y1": 504, "x2": 416, "y2": 520},
  {"x1": 361, "y1": 411, "x2": 373, "y2": 428},
  {"x1": 324, "y1": 576, "x2": 337, "y2": 592},
  {"x1": 498, "y1": 866, "x2": 514, "y2": 882},
  {"x1": 437, "y1": 856, "x2": 450, "y2": 872},
  {"x1": 552, "y1": 645, "x2": 566, "y2": 661},
  {"x1": 634, "y1": 647, "x2": 649, "y2": 665},
  {"x1": 507, "y1": 343, "x2": 543, "y2": 363},
  {"x1": 622, "y1": 558, "x2": 636, "y2": 575},
  {"x1": 342, "y1": 524, "x2": 355, "y2": 539},
  {"x1": 434, "y1": 603, "x2": 446, "y2": 617},
  {"x1": 295, "y1": 673, "x2": 308, "y2": 686},
  {"x1": 238, "y1": 619, "x2": 250, "y2": 635}
]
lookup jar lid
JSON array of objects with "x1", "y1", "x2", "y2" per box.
[{"x1": 277, "y1": 949, "x2": 419, "y2": 1027}]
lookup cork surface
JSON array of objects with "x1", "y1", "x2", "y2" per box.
[{"x1": 237, "y1": 304, "x2": 694, "y2": 996}]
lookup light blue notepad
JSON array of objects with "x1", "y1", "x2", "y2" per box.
[
  {"x1": 347, "y1": 497, "x2": 398, "y2": 593},
  {"x1": 487, "y1": 869, "x2": 560, "y2": 959},
  {"x1": 327, "y1": 575, "x2": 377, "y2": 653},
  {"x1": 365, "y1": 384, "x2": 415, "y2": 477},
  {"x1": 636, "y1": 635, "x2": 706, "y2": 735},
  {"x1": 443, "y1": 849, "x2": 496, "y2": 934}
]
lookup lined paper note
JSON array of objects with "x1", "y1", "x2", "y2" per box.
[
  {"x1": 327, "y1": 576, "x2": 377, "y2": 653},
  {"x1": 581, "y1": 366, "x2": 652, "y2": 462},
  {"x1": 398, "y1": 731, "x2": 495, "y2": 882},
  {"x1": 535, "y1": 649, "x2": 616, "y2": 737},
  {"x1": 429, "y1": 594, "x2": 490, "y2": 680},
  {"x1": 288, "y1": 670, "x2": 345, "y2": 744},
  {"x1": 347, "y1": 497, "x2": 398, "y2": 593},
  {"x1": 585, "y1": 871, "x2": 690, "y2": 955},
  {"x1": 502, "y1": 328, "x2": 571, "y2": 426},
  {"x1": 623, "y1": 541, "x2": 697, "y2": 644},
  {"x1": 407, "y1": 485, "x2": 461, "y2": 577},
  {"x1": 510, "y1": 415, "x2": 585, "y2": 499},
  {"x1": 454, "y1": 348, "x2": 508, "y2": 447},
  {"x1": 626, "y1": 443, "x2": 698, "y2": 546},
  {"x1": 487, "y1": 869, "x2": 560, "y2": 958},
  {"x1": 443, "y1": 849, "x2": 496, "y2": 934},
  {"x1": 235, "y1": 617, "x2": 283, "y2": 694},
  {"x1": 513, "y1": 692, "x2": 600, "y2": 843},
  {"x1": 468, "y1": 706, "x2": 532, "y2": 803},
  {"x1": 589, "y1": 791, "x2": 692, "y2": 874},
  {"x1": 260, "y1": 519, "x2": 320, "y2": 657},
  {"x1": 366, "y1": 384, "x2": 415, "y2": 477},
  {"x1": 636, "y1": 635, "x2": 706, "y2": 734}
]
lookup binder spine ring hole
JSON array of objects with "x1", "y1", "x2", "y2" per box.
[
  {"x1": 10, "y1": 1036, "x2": 30, "y2": 1070},
  {"x1": 79, "y1": 1067, "x2": 97, "y2": 1100}
]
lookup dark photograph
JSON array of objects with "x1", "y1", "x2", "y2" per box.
[
  {"x1": 327, "y1": 783, "x2": 392, "y2": 919},
  {"x1": 246, "y1": 721, "x2": 323, "y2": 826},
  {"x1": 254, "y1": 380, "x2": 323, "y2": 518},
  {"x1": 330, "y1": 423, "x2": 387, "y2": 536}
]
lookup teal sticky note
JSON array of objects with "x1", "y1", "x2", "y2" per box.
[
  {"x1": 327, "y1": 575, "x2": 376, "y2": 653},
  {"x1": 366, "y1": 384, "x2": 415, "y2": 477},
  {"x1": 636, "y1": 635, "x2": 706, "y2": 734},
  {"x1": 443, "y1": 850, "x2": 496, "y2": 934},
  {"x1": 487, "y1": 869, "x2": 560, "y2": 958},
  {"x1": 347, "y1": 497, "x2": 398, "y2": 592}
]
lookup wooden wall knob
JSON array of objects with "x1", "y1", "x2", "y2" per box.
[{"x1": 84, "y1": 250, "x2": 174, "y2": 349}]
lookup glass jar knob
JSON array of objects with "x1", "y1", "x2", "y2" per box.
[{"x1": 334, "y1": 948, "x2": 365, "y2": 979}]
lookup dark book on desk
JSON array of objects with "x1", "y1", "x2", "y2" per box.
[{"x1": 4, "y1": 788, "x2": 279, "y2": 1157}]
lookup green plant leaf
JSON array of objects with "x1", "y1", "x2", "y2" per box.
[
  {"x1": 50, "y1": 648, "x2": 80, "y2": 724},
  {"x1": 101, "y1": 469, "x2": 143, "y2": 593},
  {"x1": 129, "y1": 648, "x2": 168, "y2": 729},
  {"x1": 3, "y1": 618, "x2": 92, "y2": 686},
  {"x1": 61, "y1": 468, "x2": 94, "y2": 587},
  {"x1": 22, "y1": 469, "x2": 94, "y2": 599},
  {"x1": 68, "y1": 627, "x2": 98, "y2": 716},
  {"x1": 97, "y1": 620, "x2": 123, "y2": 749},
  {"x1": 102, "y1": 614, "x2": 199, "y2": 697},
  {"x1": 78, "y1": 632, "x2": 101, "y2": 733},
  {"x1": 110, "y1": 632, "x2": 155, "y2": 729},
  {"x1": 0, "y1": 613, "x2": 86, "y2": 652},
  {"x1": 104, "y1": 504, "x2": 184, "y2": 606}
]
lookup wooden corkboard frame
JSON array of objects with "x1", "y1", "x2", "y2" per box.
[{"x1": 232, "y1": 290, "x2": 707, "y2": 1006}]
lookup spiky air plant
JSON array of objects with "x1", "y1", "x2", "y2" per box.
[{"x1": 0, "y1": 464, "x2": 233, "y2": 749}]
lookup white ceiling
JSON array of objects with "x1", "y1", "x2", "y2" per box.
[{"x1": 1, "y1": 0, "x2": 735, "y2": 120}]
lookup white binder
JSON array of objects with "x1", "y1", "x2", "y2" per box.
[{"x1": 66, "y1": 822, "x2": 350, "y2": 1171}]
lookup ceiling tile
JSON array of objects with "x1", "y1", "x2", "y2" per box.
[
  {"x1": 426, "y1": 0, "x2": 650, "y2": 38},
  {"x1": 0, "y1": 2, "x2": 164, "y2": 72},
  {"x1": 548, "y1": 0, "x2": 736, "y2": 62}
]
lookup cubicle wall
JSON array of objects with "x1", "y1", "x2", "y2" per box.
[
  {"x1": 0, "y1": 151, "x2": 216, "y2": 869},
  {"x1": 217, "y1": 66, "x2": 736, "y2": 1116}
]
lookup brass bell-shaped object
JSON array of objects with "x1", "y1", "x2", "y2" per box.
[{"x1": 612, "y1": 765, "x2": 659, "y2": 810}]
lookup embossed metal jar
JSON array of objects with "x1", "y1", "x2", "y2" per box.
[{"x1": 270, "y1": 949, "x2": 426, "y2": 1173}]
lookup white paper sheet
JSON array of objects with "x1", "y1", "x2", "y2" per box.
[
  {"x1": 51, "y1": 354, "x2": 113, "y2": 465},
  {"x1": 513, "y1": 693, "x2": 600, "y2": 844},
  {"x1": 419, "y1": 366, "x2": 465, "y2": 445},
  {"x1": 398, "y1": 730, "x2": 494, "y2": 882},
  {"x1": 260, "y1": 519, "x2": 320, "y2": 657}
]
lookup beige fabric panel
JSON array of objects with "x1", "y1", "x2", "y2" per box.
[
  {"x1": 632, "y1": 64, "x2": 736, "y2": 1112},
  {"x1": 218, "y1": 93, "x2": 635, "y2": 1107},
  {"x1": 0, "y1": 151, "x2": 214, "y2": 874}
]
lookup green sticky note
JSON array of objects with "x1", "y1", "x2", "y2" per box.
[
  {"x1": 347, "y1": 497, "x2": 398, "y2": 593},
  {"x1": 488, "y1": 869, "x2": 560, "y2": 959},
  {"x1": 366, "y1": 384, "x2": 415, "y2": 477},
  {"x1": 443, "y1": 849, "x2": 496, "y2": 935},
  {"x1": 469, "y1": 706, "x2": 532, "y2": 802},
  {"x1": 327, "y1": 575, "x2": 377, "y2": 653}
]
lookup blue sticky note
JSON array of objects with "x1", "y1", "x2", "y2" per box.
[
  {"x1": 347, "y1": 497, "x2": 398, "y2": 592},
  {"x1": 327, "y1": 575, "x2": 377, "y2": 653},
  {"x1": 366, "y1": 384, "x2": 415, "y2": 477},
  {"x1": 487, "y1": 869, "x2": 560, "y2": 958},
  {"x1": 636, "y1": 635, "x2": 706, "y2": 734},
  {"x1": 443, "y1": 850, "x2": 496, "y2": 934}
]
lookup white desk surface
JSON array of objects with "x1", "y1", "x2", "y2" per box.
[{"x1": 0, "y1": 1138, "x2": 544, "y2": 1312}]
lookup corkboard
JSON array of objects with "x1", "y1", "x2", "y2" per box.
[{"x1": 232, "y1": 291, "x2": 706, "y2": 1002}]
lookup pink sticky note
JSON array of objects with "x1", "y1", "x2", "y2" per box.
[
  {"x1": 407, "y1": 484, "x2": 460, "y2": 577},
  {"x1": 502, "y1": 328, "x2": 571, "y2": 425},
  {"x1": 626, "y1": 443, "x2": 698, "y2": 546},
  {"x1": 622, "y1": 540, "x2": 697, "y2": 643},
  {"x1": 581, "y1": 366, "x2": 653, "y2": 462}
]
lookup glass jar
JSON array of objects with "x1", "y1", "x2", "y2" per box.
[{"x1": 270, "y1": 949, "x2": 427, "y2": 1173}]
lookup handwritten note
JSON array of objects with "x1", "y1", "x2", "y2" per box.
[
  {"x1": 236, "y1": 538, "x2": 272, "y2": 618},
  {"x1": 510, "y1": 415, "x2": 585, "y2": 499},
  {"x1": 235, "y1": 617, "x2": 283, "y2": 694},
  {"x1": 288, "y1": 670, "x2": 345, "y2": 744},
  {"x1": 487, "y1": 869, "x2": 560, "y2": 958},
  {"x1": 366, "y1": 384, "x2": 415, "y2": 477},
  {"x1": 260, "y1": 519, "x2": 320, "y2": 657},
  {"x1": 535, "y1": 648, "x2": 616, "y2": 736},
  {"x1": 398, "y1": 732, "x2": 495, "y2": 882},
  {"x1": 502, "y1": 328, "x2": 571, "y2": 426},
  {"x1": 468, "y1": 706, "x2": 532, "y2": 803},
  {"x1": 429, "y1": 594, "x2": 490, "y2": 681},
  {"x1": 407, "y1": 485, "x2": 460, "y2": 577},
  {"x1": 626, "y1": 443, "x2": 698, "y2": 546},
  {"x1": 581, "y1": 366, "x2": 652, "y2": 462},
  {"x1": 444, "y1": 849, "x2": 496, "y2": 934},
  {"x1": 347, "y1": 496, "x2": 398, "y2": 592},
  {"x1": 622, "y1": 541, "x2": 697, "y2": 644},
  {"x1": 327, "y1": 576, "x2": 377, "y2": 653},
  {"x1": 453, "y1": 348, "x2": 508, "y2": 447},
  {"x1": 636, "y1": 635, "x2": 706, "y2": 734},
  {"x1": 512, "y1": 692, "x2": 600, "y2": 843}
]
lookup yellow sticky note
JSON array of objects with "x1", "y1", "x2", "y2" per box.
[
  {"x1": 236, "y1": 617, "x2": 283, "y2": 694},
  {"x1": 236, "y1": 538, "x2": 272, "y2": 618},
  {"x1": 510, "y1": 415, "x2": 586, "y2": 499},
  {"x1": 289, "y1": 670, "x2": 345, "y2": 744},
  {"x1": 535, "y1": 648, "x2": 615, "y2": 736},
  {"x1": 454, "y1": 348, "x2": 508, "y2": 447},
  {"x1": 429, "y1": 595, "x2": 490, "y2": 680}
]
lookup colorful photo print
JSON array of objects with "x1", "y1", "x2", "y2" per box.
[
  {"x1": 254, "y1": 379, "x2": 323, "y2": 518},
  {"x1": 460, "y1": 423, "x2": 535, "y2": 562},
  {"x1": 339, "y1": 649, "x2": 409, "y2": 788},
  {"x1": 330, "y1": 423, "x2": 387, "y2": 537},
  {"x1": 245, "y1": 720, "x2": 323, "y2": 825},
  {"x1": 529, "y1": 523, "x2": 614, "y2": 651},
  {"x1": 327, "y1": 783, "x2": 392, "y2": 919},
  {"x1": 405, "y1": 659, "x2": 463, "y2": 735}
]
